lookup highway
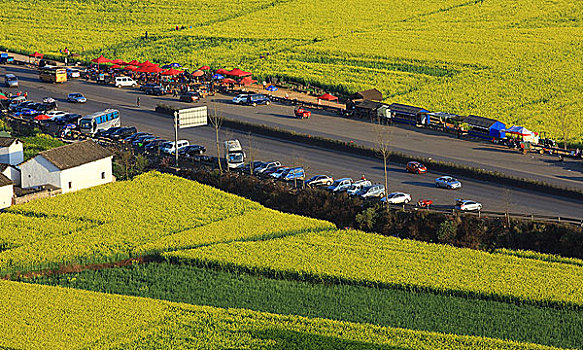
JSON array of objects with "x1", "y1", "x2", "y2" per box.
[{"x1": 2, "y1": 64, "x2": 583, "y2": 220}]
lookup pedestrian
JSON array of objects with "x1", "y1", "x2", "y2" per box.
[
  {"x1": 136, "y1": 96, "x2": 140, "y2": 107},
  {"x1": 361, "y1": 174, "x2": 366, "y2": 180},
  {"x1": 24, "y1": 91, "x2": 27, "y2": 98}
]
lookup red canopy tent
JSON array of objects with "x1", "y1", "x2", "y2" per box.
[
  {"x1": 124, "y1": 65, "x2": 138, "y2": 71},
  {"x1": 111, "y1": 59, "x2": 128, "y2": 65},
  {"x1": 228, "y1": 68, "x2": 252, "y2": 77},
  {"x1": 221, "y1": 78, "x2": 237, "y2": 84},
  {"x1": 0, "y1": 94, "x2": 8, "y2": 100},
  {"x1": 30, "y1": 52, "x2": 44, "y2": 58},
  {"x1": 136, "y1": 65, "x2": 163, "y2": 73},
  {"x1": 161, "y1": 68, "x2": 184, "y2": 76},
  {"x1": 111, "y1": 64, "x2": 123, "y2": 69},
  {"x1": 128, "y1": 60, "x2": 140, "y2": 66},
  {"x1": 238, "y1": 76, "x2": 257, "y2": 86},
  {"x1": 215, "y1": 68, "x2": 229, "y2": 75},
  {"x1": 191, "y1": 70, "x2": 204, "y2": 77},
  {"x1": 138, "y1": 60, "x2": 155, "y2": 66},
  {"x1": 91, "y1": 55, "x2": 111, "y2": 64},
  {"x1": 317, "y1": 93, "x2": 338, "y2": 101},
  {"x1": 199, "y1": 65, "x2": 210, "y2": 70}
]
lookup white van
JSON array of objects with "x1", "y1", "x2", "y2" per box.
[
  {"x1": 160, "y1": 140, "x2": 189, "y2": 155},
  {"x1": 114, "y1": 76, "x2": 137, "y2": 88}
]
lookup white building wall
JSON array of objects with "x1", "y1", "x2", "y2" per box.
[
  {"x1": 0, "y1": 184, "x2": 13, "y2": 209},
  {"x1": 0, "y1": 142, "x2": 24, "y2": 165},
  {"x1": 2, "y1": 166, "x2": 21, "y2": 186},
  {"x1": 58, "y1": 156, "x2": 113, "y2": 194},
  {"x1": 20, "y1": 156, "x2": 61, "y2": 189}
]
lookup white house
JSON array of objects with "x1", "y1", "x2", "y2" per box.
[
  {"x1": 20, "y1": 140, "x2": 114, "y2": 194},
  {"x1": 0, "y1": 137, "x2": 24, "y2": 165},
  {"x1": 0, "y1": 173, "x2": 13, "y2": 209},
  {"x1": 0, "y1": 163, "x2": 20, "y2": 186}
]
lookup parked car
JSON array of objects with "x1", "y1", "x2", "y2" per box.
[
  {"x1": 110, "y1": 127, "x2": 138, "y2": 140},
  {"x1": 114, "y1": 76, "x2": 137, "y2": 88},
  {"x1": 294, "y1": 106, "x2": 311, "y2": 119},
  {"x1": 36, "y1": 102, "x2": 57, "y2": 112},
  {"x1": 144, "y1": 85, "x2": 167, "y2": 96},
  {"x1": 240, "y1": 161, "x2": 267, "y2": 174},
  {"x1": 416, "y1": 199, "x2": 433, "y2": 208},
  {"x1": 66, "y1": 68, "x2": 80, "y2": 79},
  {"x1": 133, "y1": 135, "x2": 158, "y2": 147},
  {"x1": 435, "y1": 176, "x2": 462, "y2": 190},
  {"x1": 178, "y1": 145, "x2": 207, "y2": 158},
  {"x1": 304, "y1": 175, "x2": 333, "y2": 187},
  {"x1": 45, "y1": 110, "x2": 68, "y2": 121},
  {"x1": 140, "y1": 83, "x2": 160, "y2": 91},
  {"x1": 262, "y1": 165, "x2": 284, "y2": 177},
  {"x1": 160, "y1": 140, "x2": 189, "y2": 154},
  {"x1": 381, "y1": 192, "x2": 411, "y2": 204},
  {"x1": 270, "y1": 167, "x2": 291, "y2": 180},
  {"x1": 145, "y1": 139, "x2": 169, "y2": 153},
  {"x1": 55, "y1": 113, "x2": 82, "y2": 125},
  {"x1": 13, "y1": 108, "x2": 39, "y2": 118},
  {"x1": 97, "y1": 126, "x2": 122, "y2": 138},
  {"x1": 282, "y1": 167, "x2": 305, "y2": 181},
  {"x1": 232, "y1": 94, "x2": 250, "y2": 104},
  {"x1": 406, "y1": 161, "x2": 427, "y2": 174},
  {"x1": 327, "y1": 178, "x2": 354, "y2": 193},
  {"x1": 179, "y1": 91, "x2": 200, "y2": 103},
  {"x1": 124, "y1": 132, "x2": 151, "y2": 143},
  {"x1": 347, "y1": 180, "x2": 372, "y2": 196},
  {"x1": 359, "y1": 184, "x2": 386, "y2": 199},
  {"x1": 243, "y1": 94, "x2": 270, "y2": 106},
  {"x1": 67, "y1": 93, "x2": 87, "y2": 103},
  {"x1": 256, "y1": 161, "x2": 281, "y2": 174},
  {"x1": 455, "y1": 199, "x2": 482, "y2": 211}
]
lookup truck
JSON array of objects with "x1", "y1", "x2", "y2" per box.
[
  {"x1": 224, "y1": 139, "x2": 245, "y2": 169},
  {"x1": 0, "y1": 53, "x2": 14, "y2": 64},
  {"x1": 79, "y1": 109, "x2": 120, "y2": 136}
]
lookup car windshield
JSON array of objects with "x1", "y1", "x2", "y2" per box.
[
  {"x1": 80, "y1": 120, "x2": 91, "y2": 129},
  {"x1": 229, "y1": 154, "x2": 244, "y2": 163},
  {"x1": 71, "y1": 94, "x2": 82, "y2": 98}
]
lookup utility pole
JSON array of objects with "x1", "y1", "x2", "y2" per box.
[{"x1": 173, "y1": 111, "x2": 179, "y2": 167}]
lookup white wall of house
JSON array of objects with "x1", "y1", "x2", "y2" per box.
[
  {"x1": 0, "y1": 184, "x2": 13, "y2": 209},
  {"x1": 1, "y1": 166, "x2": 21, "y2": 186},
  {"x1": 20, "y1": 155, "x2": 61, "y2": 190},
  {"x1": 0, "y1": 141, "x2": 24, "y2": 165},
  {"x1": 59, "y1": 157, "x2": 113, "y2": 194}
]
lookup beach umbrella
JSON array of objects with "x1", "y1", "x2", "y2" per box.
[
  {"x1": 227, "y1": 68, "x2": 252, "y2": 77},
  {"x1": 160, "y1": 68, "x2": 184, "y2": 76},
  {"x1": 212, "y1": 74, "x2": 225, "y2": 80},
  {"x1": 266, "y1": 85, "x2": 278, "y2": 91},
  {"x1": 199, "y1": 65, "x2": 210, "y2": 70},
  {"x1": 191, "y1": 70, "x2": 204, "y2": 77}
]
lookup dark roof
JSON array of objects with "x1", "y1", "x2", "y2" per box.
[
  {"x1": 464, "y1": 115, "x2": 500, "y2": 129},
  {"x1": 0, "y1": 137, "x2": 19, "y2": 148},
  {"x1": 36, "y1": 140, "x2": 113, "y2": 171},
  {"x1": 351, "y1": 89, "x2": 383, "y2": 101},
  {"x1": 0, "y1": 163, "x2": 8, "y2": 172},
  {"x1": 354, "y1": 100, "x2": 385, "y2": 111},
  {"x1": 0, "y1": 172, "x2": 12, "y2": 187},
  {"x1": 389, "y1": 103, "x2": 428, "y2": 116}
]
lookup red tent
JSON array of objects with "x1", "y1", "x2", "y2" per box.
[
  {"x1": 124, "y1": 65, "x2": 138, "y2": 71},
  {"x1": 34, "y1": 114, "x2": 51, "y2": 121},
  {"x1": 30, "y1": 52, "x2": 44, "y2": 58},
  {"x1": 111, "y1": 59, "x2": 128, "y2": 65},
  {"x1": 222, "y1": 78, "x2": 237, "y2": 84},
  {"x1": 138, "y1": 60, "x2": 155, "y2": 66},
  {"x1": 91, "y1": 55, "x2": 111, "y2": 64},
  {"x1": 317, "y1": 93, "x2": 338, "y2": 101},
  {"x1": 191, "y1": 70, "x2": 204, "y2": 77},
  {"x1": 228, "y1": 68, "x2": 252, "y2": 77},
  {"x1": 161, "y1": 68, "x2": 184, "y2": 76},
  {"x1": 0, "y1": 94, "x2": 8, "y2": 100},
  {"x1": 238, "y1": 76, "x2": 257, "y2": 86},
  {"x1": 128, "y1": 60, "x2": 140, "y2": 65},
  {"x1": 136, "y1": 65, "x2": 163, "y2": 73},
  {"x1": 199, "y1": 65, "x2": 210, "y2": 70},
  {"x1": 111, "y1": 64, "x2": 123, "y2": 69},
  {"x1": 215, "y1": 68, "x2": 229, "y2": 75}
]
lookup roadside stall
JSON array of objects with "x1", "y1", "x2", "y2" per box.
[{"x1": 463, "y1": 115, "x2": 506, "y2": 140}]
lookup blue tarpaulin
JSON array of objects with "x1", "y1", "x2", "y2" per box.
[
  {"x1": 266, "y1": 85, "x2": 278, "y2": 91},
  {"x1": 212, "y1": 74, "x2": 224, "y2": 80}
]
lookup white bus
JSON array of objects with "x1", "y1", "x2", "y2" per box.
[
  {"x1": 224, "y1": 139, "x2": 245, "y2": 169},
  {"x1": 79, "y1": 109, "x2": 120, "y2": 135}
]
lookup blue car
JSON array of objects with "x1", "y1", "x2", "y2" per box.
[
  {"x1": 244, "y1": 94, "x2": 271, "y2": 106},
  {"x1": 282, "y1": 167, "x2": 305, "y2": 181},
  {"x1": 14, "y1": 108, "x2": 39, "y2": 117}
]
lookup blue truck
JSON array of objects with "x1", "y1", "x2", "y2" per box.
[{"x1": 0, "y1": 53, "x2": 14, "y2": 64}]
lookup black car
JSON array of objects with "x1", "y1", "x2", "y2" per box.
[
  {"x1": 140, "y1": 83, "x2": 159, "y2": 92},
  {"x1": 179, "y1": 91, "x2": 200, "y2": 103},
  {"x1": 178, "y1": 145, "x2": 206, "y2": 158},
  {"x1": 243, "y1": 94, "x2": 271, "y2": 106},
  {"x1": 145, "y1": 139, "x2": 169, "y2": 153},
  {"x1": 240, "y1": 161, "x2": 267, "y2": 174},
  {"x1": 133, "y1": 135, "x2": 158, "y2": 147},
  {"x1": 110, "y1": 127, "x2": 138, "y2": 140},
  {"x1": 97, "y1": 126, "x2": 123, "y2": 138},
  {"x1": 55, "y1": 113, "x2": 83, "y2": 125},
  {"x1": 144, "y1": 85, "x2": 167, "y2": 96},
  {"x1": 123, "y1": 132, "x2": 151, "y2": 143}
]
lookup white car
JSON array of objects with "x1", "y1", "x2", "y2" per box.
[
  {"x1": 381, "y1": 192, "x2": 411, "y2": 204},
  {"x1": 45, "y1": 110, "x2": 68, "y2": 120},
  {"x1": 66, "y1": 68, "x2": 80, "y2": 79},
  {"x1": 327, "y1": 178, "x2": 354, "y2": 193},
  {"x1": 455, "y1": 199, "x2": 482, "y2": 211},
  {"x1": 435, "y1": 176, "x2": 462, "y2": 190},
  {"x1": 346, "y1": 180, "x2": 372, "y2": 196},
  {"x1": 159, "y1": 140, "x2": 189, "y2": 154},
  {"x1": 114, "y1": 76, "x2": 138, "y2": 88},
  {"x1": 256, "y1": 161, "x2": 281, "y2": 174},
  {"x1": 67, "y1": 93, "x2": 87, "y2": 103},
  {"x1": 232, "y1": 94, "x2": 250, "y2": 104}
]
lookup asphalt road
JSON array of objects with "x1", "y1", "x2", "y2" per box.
[{"x1": 2, "y1": 64, "x2": 583, "y2": 219}]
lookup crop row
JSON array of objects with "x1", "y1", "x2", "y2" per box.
[
  {"x1": 164, "y1": 229, "x2": 583, "y2": 309},
  {"x1": 0, "y1": 172, "x2": 331, "y2": 275},
  {"x1": 0, "y1": 280, "x2": 565, "y2": 350}
]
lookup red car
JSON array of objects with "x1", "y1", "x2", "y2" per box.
[
  {"x1": 406, "y1": 161, "x2": 427, "y2": 174},
  {"x1": 417, "y1": 199, "x2": 433, "y2": 208},
  {"x1": 294, "y1": 106, "x2": 311, "y2": 119}
]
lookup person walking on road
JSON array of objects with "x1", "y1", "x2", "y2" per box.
[{"x1": 136, "y1": 96, "x2": 140, "y2": 107}]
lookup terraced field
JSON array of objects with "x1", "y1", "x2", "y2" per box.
[{"x1": 0, "y1": 0, "x2": 581, "y2": 141}]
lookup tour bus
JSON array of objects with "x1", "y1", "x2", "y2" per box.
[
  {"x1": 79, "y1": 109, "x2": 120, "y2": 136},
  {"x1": 39, "y1": 66, "x2": 67, "y2": 83}
]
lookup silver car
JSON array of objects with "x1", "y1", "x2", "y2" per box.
[
  {"x1": 381, "y1": 192, "x2": 411, "y2": 204},
  {"x1": 347, "y1": 180, "x2": 372, "y2": 196},
  {"x1": 435, "y1": 176, "x2": 462, "y2": 190},
  {"x1": 67, "y1": 93, "x2": 87, "y2": 103},
  {"x1": 232, "y1": 94, "x2": 250, "y2": 104},
  {"x1": 455, "y1": 199, "x2": 482, "y2": 211},
  {"x1": 359, "y1": 184, "x2": 386, "y2": 199}
]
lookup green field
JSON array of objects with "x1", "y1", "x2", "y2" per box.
[
  {"x1": 0, "y1": 0, "x2": 581, "y2": 142},
  {"x1": 29, "y1": 262, "x2": 583, "y2": 349}
]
